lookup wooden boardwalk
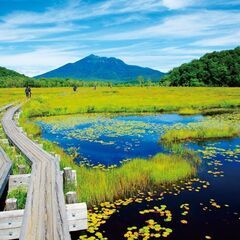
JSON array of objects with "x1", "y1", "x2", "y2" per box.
[
  {"x1": 0, "y1": 147, "x2": 12, "y2": 198},
  {"x1": 0, "y1": 105, "x2": 12, "y2": 197},
  {"x1": 2, "y1": 105, "x2": 71, "y2": 240}
]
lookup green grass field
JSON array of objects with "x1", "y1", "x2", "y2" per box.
[
  {"x1": 1, "y1": 87, "x2": 239, "y2": 115},
  {"x1": 20, "y1": 87, "x2": 240, "y2": 117}
]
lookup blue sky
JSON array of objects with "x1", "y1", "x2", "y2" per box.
[{"x1": 0, "y1": 0, "x2": 239, "y2": 76}]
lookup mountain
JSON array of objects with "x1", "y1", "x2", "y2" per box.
[
  {"x1": 161, "y1": 47, "x2": 240, "y2": 87},
  {"x1": 0, "y1": 66, "x2": 31, "y2": 87},
  {"x1": 35, "y1": 54, "x2": 165, "y2": 81}
]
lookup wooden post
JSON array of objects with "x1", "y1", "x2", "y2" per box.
[
  {"x1": 66, "y1": 192, "x2": 77, "y2": 204},
  {"x1": 38, "y1": 143, "x2": 43, "y2": 148},
  {"x1": 5, "y1": 198, "x2": 17, "y2": 211},
  {"x1": 18, "y1": 127, "x2": 24, "y2": 133},
  {"x1": 72, "y1": 170, "x2": 77, "y2": 186},
  {"x1": 18, "y1": 165, "x2": 26, "y2": 174},
  {"x1": 63, "y1": 167, "x2": 72, "y2": 184},
  {"x1": 55, "y1": 154, "x2": 61, "y2": 162}
]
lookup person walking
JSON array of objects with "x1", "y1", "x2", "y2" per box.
[
  {"x1": 73, "y1": 85, "x2": 77, "y2": 92},
  {"x1": 25, "y1": 86, "x2": 29, "y2": 98},
  {"x1": 28, "y1": 86, "x2": 32, "y2": 98}
]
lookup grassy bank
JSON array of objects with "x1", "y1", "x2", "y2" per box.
[{"x1": 161, "y1": 113, "x2": 240, "y2": 143}]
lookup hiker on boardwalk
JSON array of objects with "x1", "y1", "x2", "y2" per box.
[
  {"x1": 28, "y1": 86, "x2": 32, "y2": 98},
  {"x1": 73, "y1": 85, "x2": 77, "y2": 92},
  {"x1": 25, "y1": 86, "x2": 29, "y2": 98},
  {"x1": 25, "y1": 86, "x2": 31, "y2": 98}
]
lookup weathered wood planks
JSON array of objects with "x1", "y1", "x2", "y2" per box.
[
  {"x1": 0, "y1": 147, "x2": 12, "y2": 198},
  {"x1": 0, "y1": 104, "x2": 13, "y2": 197},
  {"x1": 2, "y1": 106, "x2": 71, "y2": 240},
  {"x1": 0, "y1": 203, "x2": 87, "y2": 240}
]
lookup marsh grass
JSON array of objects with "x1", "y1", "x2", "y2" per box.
[
  {"x1": 24, "y1": 136, "x2": 198, "y2": 205},
  {"x1": 7, "y1": 187, "x2": 27, "y2": 209},
  {"x1": 178, "y1": 108, "x2": 201, "y2": 115},
  {"x1": 18, "y1": 87, "x2": 240, "y2": 119},
  {"x1": 70, "y1": 152, "x2": 198, "y2": 205},
  {"x1": 161, "y1": 113, "x2": 240, "y2": 143}
]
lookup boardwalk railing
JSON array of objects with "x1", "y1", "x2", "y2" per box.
[
  {"x1": 2, "y1": 105, "x2": 71, "y2": 240},
  {"x1": 0, "y1": 203, "x2": 87, "y2": 240}
]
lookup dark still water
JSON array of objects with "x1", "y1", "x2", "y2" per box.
[
  {"x1": 99, "y1": 138, "x2": 240, "y2": 240},
  {"x1": 37, "y1": 114, "x2": 240, "y2": 240},
  {"x1": 38, "y1": 113, "x2": 202, "y2": 167}
]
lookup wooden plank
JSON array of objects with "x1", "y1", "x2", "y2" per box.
[
  {"x1": 66, "y1": 203, "x2": 88, "y2": 220},
  {"x1": 0, "y1": 204, "x2": 87, "y2": 240},
  {"x1": 2, "y1": 106, "x2": 71, "y2": 240},
  {"x1": 0, "y1": 104, "x2": 13, "y2": 197},
  {"x1": 0, "y1": 147, "x2": 12, "y2": 197}
]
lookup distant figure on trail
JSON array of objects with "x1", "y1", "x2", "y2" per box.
[
  {"x1": 94, "y1": 85, "x2": 97, "y2": 90},
  {"x1": 73, "y1": 85, "x2": 77, "y2": 92},
  {"x1": 25, "y1": 87, "x2": 28, "y2": 97},
  {"x1": 25, "y1": 86, "x2": 31, "y2": 98},
  {"x1": 28, "y1": 86, "x2": 31, "y2": 98}
]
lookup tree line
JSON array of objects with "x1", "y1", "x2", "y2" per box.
[{"x1": 161, "y1": 47, "x2": 240, "y2": 87}]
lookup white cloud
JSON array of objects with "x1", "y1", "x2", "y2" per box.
[
  {"x1": 0, "y1": 0, "x2": 202, "y2": 43},
  {"x1": 193, "y1": 31, "x2": 240, "y2": 46},
  {"x1": 162, "y1": 0, "x2": 197, "y2": 10},
  {"x1": 0, "y1": 46, "x2": 81, "y2": 76},
  {"x1": 89, "y1": 10, "x2": 240, "y2": 41}
]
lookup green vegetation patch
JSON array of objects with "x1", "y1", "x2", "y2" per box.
[
  {"x1": 76, "y1": 151, "x2": 198, "y2": 205},
  {"x1": 7, "y1": 187, "x2": 28, "y2": 209},
  {"x1": 161, "y1": 112, "x2": 240, "y2": 143}
]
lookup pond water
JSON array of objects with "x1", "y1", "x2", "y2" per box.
[
  {"x1": 38, "y1": 113, "x2": 203, "y2": 167},
  {"x1": 98, "y1": 138, "x2": 240, "y2": 240},
  {"x1": 37, "y1": 113, "x2": 240, "y2": 240}
]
